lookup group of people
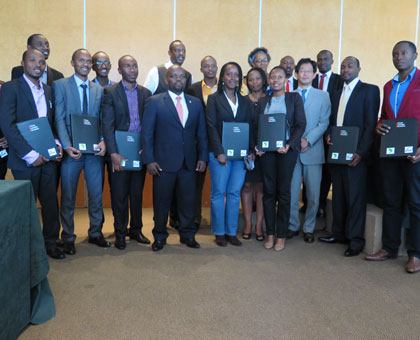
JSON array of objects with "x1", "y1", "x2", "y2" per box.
[{"x1": 1, "y1": 33, "x2": 420, "y2": 275}]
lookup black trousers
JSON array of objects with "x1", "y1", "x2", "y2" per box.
[
  {"x1": 260, "y1": 150, "x2": 297, "y2": 238},
  {"x1": 0, "y1": 160, "x2": 7, "y2": 179},
  {"x1": 12, "y1": 162, "x2": 60, "y2": 250},
  {"x1": 153, "y1": 167, "x2": 197, "y2": 241},
  {"x1": 109, "y1": 167, "x2": 146, "y2": 239},
  {"x1": 380, "y1": 158, "x2": 420, "y2": 257},
  {"x1": 330, "y1": 161, "x2": 367, "y2": 251}
]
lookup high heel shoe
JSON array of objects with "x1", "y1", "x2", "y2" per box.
[
  {"x1": 242, "y1": 232, "x2": 251, "y2": 240},
  {"x1": 255, "y1": 233, "x2": 265, "y2": 241},
  {"x1": 264, "y1": 240, "x2": 273, "y2": 249}
]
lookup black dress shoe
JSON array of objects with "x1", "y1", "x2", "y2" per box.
[
  {"x1": 63, "y1": 242, "x2": 76, "y2": 255},
  {"x1": 303, "y1": 232, "x2": 314, "y2": 243},
  {"x1": 152, "y1": 240, "x2": 166, "y2": 252},
  {"x1": 46, "y1": 247, "x2": 66, "y2": 260},
  {"x1": 286, "y1": 230, "x2": 299, "y2": 239},
  {"x1": 180, "y1": 238, "x2": 200, "y2": 248},
  {"x1": 114, "y1": 237, "x2": 126, "y2": 250},
  {"x1": 129, "y1": 231, "x2": 151, "y2": 244},
  {"x1": 88, "y1": 236, "x2": 111, "y2": 248},
  {"x1": 344, "y1": 248, "x2": 361, "y2": 257},
  {"x1": 56, "y1": 239, "x2": 64, "y2": 248},
  {"x1": 318, "y1": 236, "x2": 346, "y2": 244}
]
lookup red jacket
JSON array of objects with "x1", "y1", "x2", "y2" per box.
[{"x1": 380, "y1": 67, "x2": 420, "y2": 146}]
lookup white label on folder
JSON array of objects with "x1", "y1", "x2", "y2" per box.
[
  {"x1": 240, "y1": 150, "x2": 247, "y2": 157},
  {"x1": 48, "y1": 148, "x2": 57, "y2": 157},
  {"x1": 121, "y1": 160, "x2": 126, "y2": 166},
  {"x1": 133, "y1": 161, "x2": 140, "y2": 168},
  {"x1": 386, "y1": 147, "x2": 395, "y2": 155},
  {"x1": 346, "y1": 153, "x2": 353, "y2": 160},
  {"x1": 262, "y1": 141, "x2": 269, "y2": 148},
  {"x1": 93, "y1": 144, "x2": 99, "y2": 151},
  {"x1": 276, "y1": 141, "x2": 284, "y2": 148},
  {"x1": 83, "y1": 119, "x2": 91, "y2": 126},
  {"x1": 405, "y1": 146, "x2": 414, "y2": 154},
  {"x1": 79, "y1": 143, "x2": 86, "y2": 151},
  {"x1": 331, "y1": 152, "x2": 339, "y2": 160},
  {"x1": 0, "y1": 149, "x2": 8, "y2": 158},
  {"x1": 227, "y1": 149, "x2": 234, "y2": 157}
]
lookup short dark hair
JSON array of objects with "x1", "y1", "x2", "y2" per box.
[
  {"x1": 27, "y1": 33, "x2": 43, "y2": 46},
  {"x1": 217, "y1": 62, "x2": 243, "y2": 94},
  {"x1": 118, "y1": 55, "x2": 135, "y2": 68},
  {"x1": 295, "y1": 58, "x2": 317, "y2": 73},
  {"x1": 344, "y1": 56, "x2": 360, "y2": 68},
  {"x1": 248, "y1": 47, "x2": 271, "y2": 67},
  {"x1": 169, "y1": 40, "x2": 183, "y2": 51},
  {"x1": 246, "y1": 67, "x2": 268, "y2": 93},
  {"x1": 92, "y1": 51, "x2": 109, "y2": 62},
  {"x1": 22, "y1": 49, "x2": 44, "y2": 61},
  {"x1": 72, "y1": 48, "x2": 90, "y2": 61},
  {"x1": 394, "y1": 40, "x2": 417, "y2": 53},
  {"x1": 317, "y1": 50, "x2": 333, "y2": 59},
  {"x1": 269, "y1": 65, "x2": 288, "y2": 77},
  {"x1": 201, "y1": 55, "x2": 216, "y2": 65}
]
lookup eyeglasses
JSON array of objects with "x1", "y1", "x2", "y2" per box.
[
  {"x1": 255, "y1": 58, "x2": 269, "y2": 63},
  {"x1": 94, "y1": 61, "x2": 111, "y2": 66}
]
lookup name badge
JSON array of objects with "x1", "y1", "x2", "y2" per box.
[{"x1": 0, "y1": 149, "x2": 8, "y2": 158}]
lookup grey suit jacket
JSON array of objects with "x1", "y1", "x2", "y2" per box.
[
  {"x1": 295, "y1": 87, "x2": 330, "y2": 165},
  {"x1": 53, "y1": 75, "x2": 104, "y2": 150}
]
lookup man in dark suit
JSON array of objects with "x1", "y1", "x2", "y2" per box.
[
  {"x1": 186, "y1": 55, "x2": 218, "y2": 229},
  {"x1": 11, "y1": 34, "x2": 64, "y2": 85},
  {"x1": 319, "y1": 56, "x2": 380, "y2": 257},
  {"x1": 142, "y1": 65, "x2": 208, "y2": 252},
  {"x1": 102, "y1": 55, "x2": 152, "y2": 250},
  {"x1": 280, "y1": 55, "x2": 298, "y2": 92},
  {"x1": 0, "y1": 49, "x2": 64, "y2": 259},
  {"x1": 0, "y1": 81, "x2": 8, "y2": 179}
]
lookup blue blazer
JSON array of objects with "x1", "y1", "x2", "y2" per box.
[{"x1": 141, "y1": 91, "x2": 208, "y2": 172}]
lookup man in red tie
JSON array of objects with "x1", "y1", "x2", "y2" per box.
[
  {"x1": 280, "y1": 55, "x2": 297, "y2": 92},
  {"x1": 142, "y1": 65, "x2": 208, "y2": 251}
]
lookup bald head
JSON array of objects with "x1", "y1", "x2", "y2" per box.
[
  {"x1": 166, "y1": 65, "x2": 186, "y2": 94},
  {"x1": 200, "y1": 56, "x2": 218, "y2": 80}
]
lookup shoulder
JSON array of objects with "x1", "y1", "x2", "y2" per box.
[
  {"x1": 53, "y1": 76, "x2": 70, "y2": 88},
  {"x1": 312, "y1": 88, "x2": 330, "y2": 99},
  {"x1": 90, "y1": 81, "x2": 103, "y2": 94},
  {"x1": 360, "y1": 81, "x2": 379, "y2": 93},
  {"x1": 185, "y1": 94, "x2": 201, "y2": 106},
  {"x1": 50, "y1": 67, "x2": 64, "y2": 78},
  {"x1": 137, "y1": 84, "x2": 152, "y2": 97}
]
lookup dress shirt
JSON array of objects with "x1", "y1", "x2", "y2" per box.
[
  {"x1": 223, "y1": 91, "x2": 239, "y2": 117},
  {"x1": 390, "y1": 67, "x2": 417, "y2": 117},
  {"x1": 41, "y1": 65, "x2": 48, "y2": 84},
  {"x1": 336, "y1": 77, "x2": 360, "y2": 126},
  {"x1": 168, "y1": 90, "x2": 189, "y2": 126},
  {"x1": 202, "y1": 79, "x2": 217, "y2": 105},
  {"x1": 286, "y1": 77, "x2": 295, "y2": 92},
  {"x1": 122, "y1": 80, "x2": 141, "y2": 132},
  {"x1": 318, "y1": 70, "x2": 332, "y2": 91},
  {"x1": 73, "y1": 74, "x2": 90, "y2": 113},
  {"x1": 297, "y1": 86, "x2": 312, "y2": 103},
  {"x1": 93, "y1": 77, "x2": 114, "y2": 88}
]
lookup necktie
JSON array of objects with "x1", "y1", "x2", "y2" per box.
[
  {"x1": 319, "y1": 74, "x2": 326, "y2": 91},
  {"x1": 81, "y1": 84, "x2": 88, "y2": 114},
  {"x1": 301, "y1": 89, "x2": 307, "y2": 103},
  {"x1": 286, "y1": 80, "x2": 290, "y2": 92},
  {"x1": 176, "y1": 96, "x2": 183, "y2": 126},
  {"x1": 336, "y1": 85, "x2": 350, "y2": 126}
]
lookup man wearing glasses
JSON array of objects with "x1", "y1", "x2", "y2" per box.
[{"x1": 92, "y1": 51, "x2": 115, "y2": 88}]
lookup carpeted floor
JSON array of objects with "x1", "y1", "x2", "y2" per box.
[{"x1": 19, "y1": 208, "x2": 420, "y2": 340}]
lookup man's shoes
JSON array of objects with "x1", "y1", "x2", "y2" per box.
[
  {"x1": 56, "y1": 239, "x2": 64, "y2": 248},
  {"x1": 215, "y1": 235, "x2": 227, "y2": 247},
  {"x1": 169, "y1": 218, "x2": 179, "y2": 230},
  {"x1": 129, "y1": 231, "x2": 151, "y2": 244},
  {"x1": 344, "y1": 248, "x2": 361, "y2": 257},
  {"x1": 365, "y1": 249, "x2": 398, "y2": 261},
  {"x1": 299, "y1": 205, "x2": 307, "y2": 214},
  {"x1": 286, "y1": 230, "x2": 299, "y2": 239},
  {"x1": 194, "y1": 222, "x2": 200, "y2": 231},
  {"x1": 88, "y1": 236, "x2": 111, "y2": 248},
  {"x1": 152, "y1": 240, "x2": 166, "y2": 252},
  {"x1": 180, "y1": 238, "x2": 200, "y2": 248},
  {"x1": 406, "y1": 256, "x2": 420, "y2": 274},
  {"x1": 226, "y1": 235, "x2": 242, "y2": 246},
  {"x1": 63, "y1": 242, "x2": 76, "y2": 255},
  {"x1": 318, "y1": 236, "x2": 346, "y2": 244},
  {"x1": 46, "y1": 247, "x2": 66, "y2": 260},
  {"x1": 114, "y1": 237, "x2": 126, "y2": 250},
  {"x1": 317, "y1": 208, "x2": 326, "y2": 217},
  {"x1": 303, "y1": 232, "x2": 314, "y2": 243}
]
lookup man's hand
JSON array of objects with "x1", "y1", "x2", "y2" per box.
[
  {"x1": 55, "y1": 145, "x2": 63, "y2": 162},
  {"x1": 376, "y1": 123, "x2": 390, "y2": 136},
  {"x1": 196, "y1": 160, "x2": 206, "y2": 172},
  {"x1": 408, "y1": 147, "x2": 420, "y2": 163},
  {"x1": 66, "y1": 147, "x2": 82, "y2": 159},
  {"x1": 277, "y1": 144, "x2": 290, "y2": 154},
  {"x1": 147, "y1": 162, "x2": 162, "y2": 176},
  {"x1": 111, "y1": 153, "x2": 127, "y2": 172},
  {"x1": 326, "y1": 134, "x2": 333, "y2": 146},
  {"x1": 348, "y1": 153, "x2": 362, "y2": 167},
  {"x1": 255, "y1": 146, "x2": 265, "y2": 157},
  {"x1": 94, "y1": 140, "x2": 106, "y2": 156},
  {"x1": 217, "y1": 153, "x2": 227, "y2": 165},
  {"x1": 0, "y1": 137, "x2": 8, "y2": 149},
  {"x1": 32, "y1": 154, "x2": 49, "y2": 167},
  {"x1": 301, "y1": 138, "x2": 309, "y2": 153}
]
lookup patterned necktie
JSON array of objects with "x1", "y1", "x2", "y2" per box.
[
  {"x1": 336, "y1": 85, "x2": 350, "y2": 126},
  {"x1": 301, "y1": 89, "x2": 307, "y2": 103},
  {"x1": 319, "y1": 74, "x2": 326, "y2": 91},
  {"x1": 176, "y1": 96, "x2": 183, "y2": 126},
  {"x1": 81, "y1": 84, "x2": 88, "y2": 114}
]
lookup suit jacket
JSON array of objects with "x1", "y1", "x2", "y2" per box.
[
  {"x1": 0, "y1": 77, "x2": 55, "y2": 171},
  {"x1": 186, "y1": 81, "x2": 205, "y2": 109},
  {"x1": 256, "y1": 93, "x2": 306, "y2": 152},
  {"x1": 141, "y1": 92, "x2": 208, "y2": 172},
  {"x1": 102, "y1": 81, "x2": 152, "y2": 155},
  {"x1": 53, "y1": 76, "x2": 104, "y2": 150},
  {"x1": 296, "y1": 88, "x2": 331, "y2": 165},
  {"x1": 312, "y1": 72, "x2": 344, "y2": 99},
  {"x1": 329, "y1": 80, "x2": 380, "y2": 159},
  {"x1": 380, "y1": 67, "x2": 420, "y2": 146},
  {"x1": 12, "y1": 65, "x2": 64, "y2": 86},
  {"x1": 206, "y1": 92, "x2": 254, "y2": 156}
]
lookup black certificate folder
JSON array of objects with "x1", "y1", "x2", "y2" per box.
[
  {"x1": 380, "y1": 118, "x2": 418, "y2": 158},
  {"x1": 327, "y1": 126, "x2": 359, "y2": 164},
  {"x1": 17, "y1": 117, "x2": 59, "y2": 160},
  {"x1": 115, "y1": 131, "x2": 141, "y2": 171},
  {"x1": 222, "y1": 122, "x2": 249, "y2": 160},
  {"x1": 70, "y1": 114, "x2": 100, "y2": 154},
  {"x1": 257, "y1": 113, "x2": 286, "y2": 151}
]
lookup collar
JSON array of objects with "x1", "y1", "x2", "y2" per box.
[
  {"x1": 344, "y1": 77, "x2": 360, "y2": 91},
  {"x1": 23, "y1": 73, "x2": 43, "y2": 90},
  {"x1": 165, "y1": 60, "x2": 174, "y2": 69},
  {"x1": 93, "y1": 77, "x2": 111, "y2": 87},
  {"x1": 73, "y1": 74, "x2": 89, "y2": 88},
  {"x1": 122, "y1": 79, "x2": 138, "y2": 91},
  {"x1": 288, "y1": 76, "x2": 294, "y2": 82},
  {"x1": 297, "y1": 86, "x2": 312, "y2": 94},
  {"x1": 168, "y1": 90, "x2": 185, "y2": 101},
  {"x1": 392, "y1": 67, "x2": 417, "y2": 82},
  {"x1": 202, "y1": 78, "x2": 218, "y2": 89},
  {"x1": 320, "y1": 70, "x2": 332, "y2": 78}
]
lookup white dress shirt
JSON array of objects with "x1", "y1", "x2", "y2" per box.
[{"x1": 168, "y1": 90, "x2": 189, "y2": 127}]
